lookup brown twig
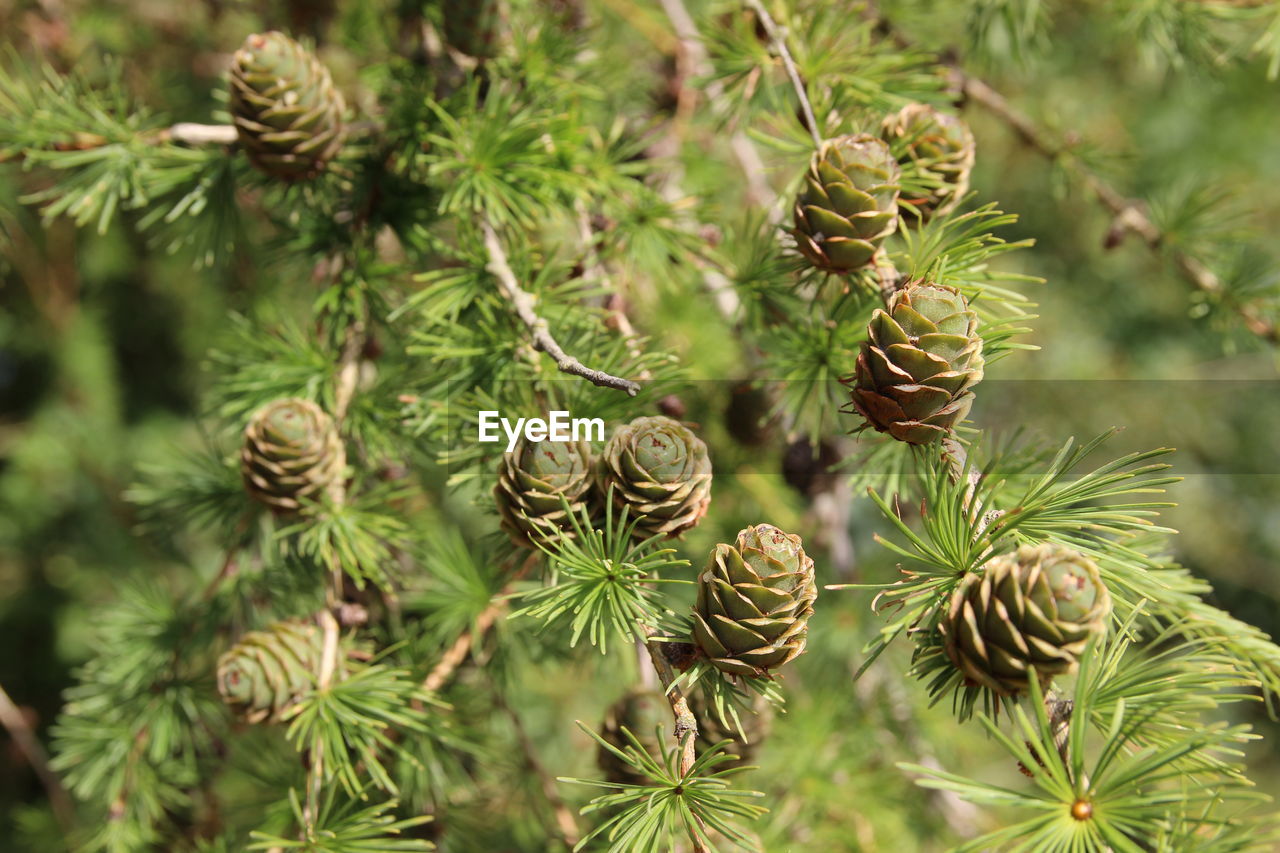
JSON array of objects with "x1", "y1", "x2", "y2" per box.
[
  {"x1": 422, "y1": 601, "x2": 506, "y2": 693},
  {"x1": 0, "y1": 681, "x2": 75, "y2": 833},
  {"x1": 639, "y1": 627, "x2": 708, "y2": 853},
  {"x1": 744, "y1": 0, "x2": 822, "y2": 147},
  {"x1": 482, "y1": 221, "x2": 641, "y2": 396},
  {"x1": 422, "y1": 553, "x2": 539, "y2": 693}
]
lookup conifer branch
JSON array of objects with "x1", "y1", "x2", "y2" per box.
[
  {"x1": 858, "y1": 3, "x2": 1279, "y2": 345},
  {"x1": 954, "y1": 70, "x2": 1278, "y2": 344},
  {"x1": 0, "y1": 122, "x2": 236, "y2": 162},
  {"x1": 421, "y1": 600, "x2": 504, "y2": 693},
  {"x1": 745, "y1": 0, "x2": 822, "y2": 147},
  {"x1": 422, "y1": 552, "x2": 538, "y2": 693},
  {"x1": 0, "y1": 681, "x2": 74, "y2": 833},
  {"x1": 658, "y1": 0, "x2": 775, "y2": 210},
  {"x1": 482, "y1": 221, "x2": 642, "y2": 396},
  {"x1": 638, "y1": 627, "x2": 710, "y2": 853}
]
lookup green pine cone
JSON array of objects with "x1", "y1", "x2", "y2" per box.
[
  {"x1": 217, "y1": 620, "x2": 343, "y2": 723},
  {"x1": 791, "y1": 133, "x2": 900, "y2": 273},
  {"x1": 494, "y1": 436, "x2": 594, "y2": 547},
  {"x1": 597, "y1": 416, "x2": 712, "y2": 541},
  {"x1": 848, "y1": 281, "x2": 984, "y2": 445},
  {"x1": 229, "y1": 31, "x2": 346, "y2": 180},
  {"x1": 690, "y1": 524, "x2": 816, "y2": 678},
  {"x1": 440, "y1": 0, "x2": 503, "y2": 59},
  {"x1": 940, "y1": 544, "x2": 1112, "y2": 697},
  {"x1": 881, "y1": 103, "x2": 975, "y2": 223},
  {"x1": 241, "y1": 398, "x2": 346, "y2": 512}
]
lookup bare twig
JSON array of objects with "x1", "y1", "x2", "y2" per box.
[
  {"x1": 162, "y1": 123, "x2": 238, "y2": 146},
  {"x1": 0, "y1": 681, "x2": 75, "y2": 833},
  {"x1": 744, "y1": 0, "x2": 822, "y2": 147},
  {"x1": 482, "y1": 221, "x2": 641, "y2": 395}
]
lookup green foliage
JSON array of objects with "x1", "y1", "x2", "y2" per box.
[
  {"x1": 563, "y1": 722, "x2": 767, "y2": 853},
  {"x1": 511, "y1": 499, "x2": 690, "y2": 653},
  {"x1": 5, "y1": 1, "x2": 1280, "y2": 851}
]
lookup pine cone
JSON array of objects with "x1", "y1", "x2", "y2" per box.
[
  {"x1": 940, "y1": 544, "x2": 1112, "y2": 697},
  {"x1": 241, "y1": 398, "x2": 346, "y2": 512},
  {"x1": 690, "y1": 524, "x2": 816, "y2": 678},
  {"x1": 440, "y1": 0, "x2": 503, "y2": 59},
  {"x1": 597, "y1": 689, "x2": 667, "y2": 785},
  {"x1": 229, "y1": 31, "x2": 346, "y2": 180},
  {"x1": 597, "y1": 416, "x2": 712, "y2": 541},
  {"x1": 494, "y1": 436, "x2": 594, "y2": 547},
  {"x1": 791, "y1": 134, "x2": 900, "y2": 273},
  {"x1": 881, "y1": 103, "x2": 975, "y2": 223},
  {"x1": 217, "y1": 620, "x2": 344, "y2": 723},
  {"x1": 846, "y1": 281, "x2": 984, "y2": 445}
]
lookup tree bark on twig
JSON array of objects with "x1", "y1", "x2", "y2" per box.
[
  {"x1": 482, "y1": 221, "x2": 642, "y2": 395},
  {"x1": 744, "y1": 0, "x2": 822, "y2": 147}
]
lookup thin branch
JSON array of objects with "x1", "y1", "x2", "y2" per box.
[
  {"x1": 0, "y1": 681, "x2": 75, "y2": 833},
  {"x1": 0, "y1": 123, "x2": 237, "y2": 162},
  {"x1": 745, "y1": 0, "x2": 822, "y2": 147},
  {"x1": 422, "y1": 552, "x2": 539, "y2": 693},
  {"x1": 639, "y1": 627, "x2": 708, "y2": 852},
  {"x1": 422, "y1": 600, "x2": 505, "y2": 693},
  {"x1": 161, "y1": 123, "x2": 238, "y2": 146},
  {"x1": 332, "y1": 320, "x2": 364, "y2": 422},
  {"x1": 482, "y1": 221, "x2": 642, "y2": 396}
]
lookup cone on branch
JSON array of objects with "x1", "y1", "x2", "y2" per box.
[
  {"x1": 494, "y1": 436, "x2": 594, "y2": 548},
  {"x1": 596, "y1": 416, "x2": 712, "y2": 541},
  {"x1": 229, "y1": 31, "x2": 346, "y2": 180},
  {"x1": 881, "y1": 103, "x2": 975, "y2": 223},
  {"x1": 440, "y1": 0, "x2": 503, "y2": 59},
  {"x1": 939, "y1": 544, "x2": 1112, "y2": 697},
  {"x1": 240, "y1": 397, "x2": 346, "y2": 512},
  {"x1": 690, "y1": 524, "x2": 816, "y2": 678},
  {"x1": 217, "y1": 620, "x2": 345, "y2": 723},
  {"x1": 846, "y1": 281, "x2": 984, "y2": 445},
  {"x1": 791, "y1": 134, "x2": 900, "y2": 274}
]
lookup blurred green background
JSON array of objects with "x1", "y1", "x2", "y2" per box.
[{"x1": 2, "y1": 0, "x2": 1279, "y2": 848}]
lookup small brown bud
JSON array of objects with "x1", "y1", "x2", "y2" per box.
[{"x1": 1070, "y1": 799, "x2": 1093, "y2": 821}]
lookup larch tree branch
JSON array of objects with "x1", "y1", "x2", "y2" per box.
[
  {"x1": 639, "y1": 626, "x2": 709, "y2": 853},
  {"x1": 954, "y1": 70, "x2": 1278, "y2": 344},
  {"x1": 482, "y1": 221, "x2": 642, "y2": 396},
  {"x1": 745, "y1": 0, "x2": 823, "y2": 147},
  {"x1": 862, "y1": 1, "x2": 1278, "y2": 345}
]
